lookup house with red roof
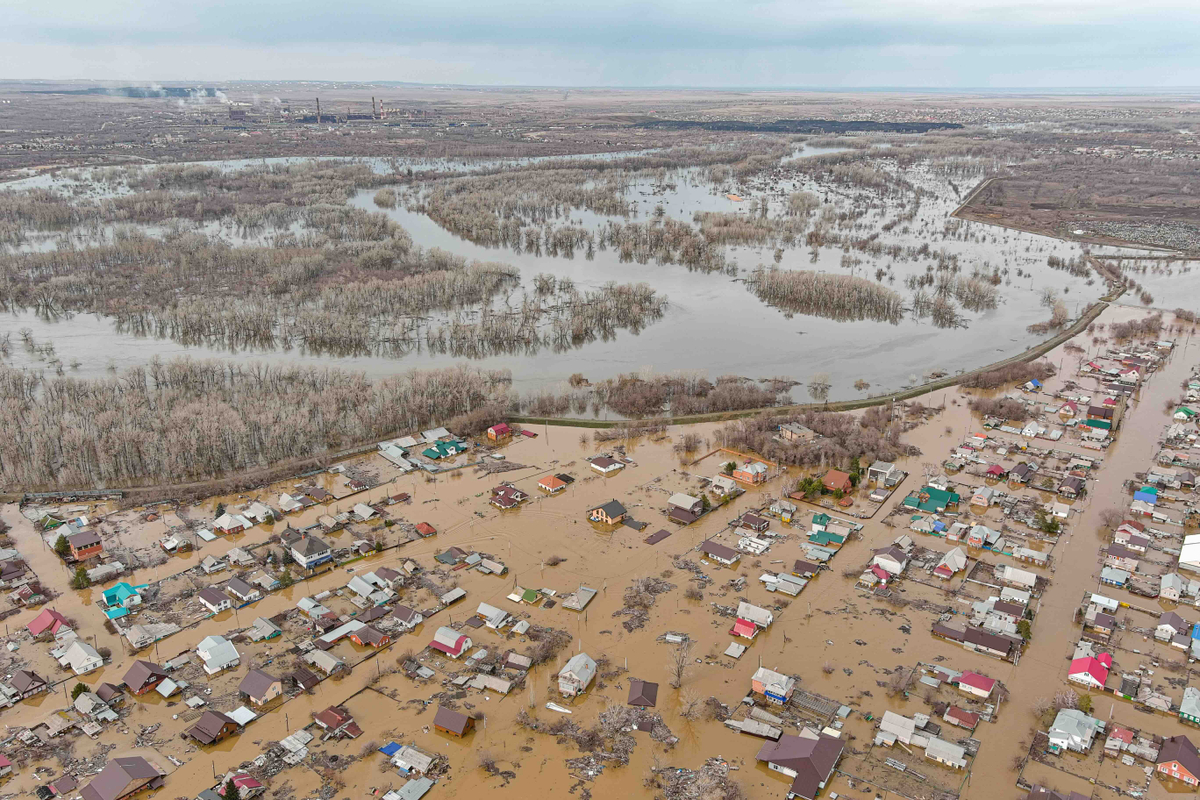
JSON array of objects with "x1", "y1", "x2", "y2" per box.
[
  {"x1": 313, "y1": 705, "x2": 362, "y2": 739},
  {"x1": 487, "y1": 423, "x2": 512, "y2": 442},
  {"x1": 415, "y1": 522, "x2": 437, "y2": 537},
  {"x1": 943, "y1": 706, "x2": 980, "y2": 731},
  {"x1": 730, "y1": 618, "x2": 759, "y2": 640},
  {"x1": 955, "y1": 671, "x2": 996, "y2": 699},
  {"x1": 429, "y1": 626, "x2": 471, "y2": 658},
  {"x1": 1068, "y1": 654, "x2": 1111, "y2": 690},
  {"x1": 26, "y1": 608, "x2": 70, "y2": 638}
]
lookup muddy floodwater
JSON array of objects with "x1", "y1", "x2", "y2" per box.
[
  {"x1": 0, "y1": 146, "x2": 1112, "y2": 404},
  {"x1": 0, "y1": 304, "x2": 1192, "y2": 800}
]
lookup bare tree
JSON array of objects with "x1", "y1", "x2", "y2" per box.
[
  {"x1": 807, "y1": 372, "x2": 832, "y2": 403},
  {"x1": 668, "y1": 639, "x2": 694, "y2": 689}
]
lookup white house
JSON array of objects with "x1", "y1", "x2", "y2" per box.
[
  {"x1": 58, "y1": 641, "x2": 104, "y2": 675},
  {"x1": 710, "y1": 475, "x2": 738, "y2": 496},
  {"x1": 737, "y1": 601, "x2": 774, "y2": 628},
  {"x1": 198, "y1": 587, "x2": 233, "y2": 614},
  {"x1": 558, "y1": 653, "x2": 597, "y2": 697},
  {"x1": 196, "y1": 635, "x2": 241, "y2": 675},
  {"x1": 871, "y1": 546, "x2": 909, "y2": 576},
  {"x1": 291, "y1": 534, "x2": 333, "y2": 570},
  {"x1": 1048, "y1": 709, "x2": 1104, "y2": 753}
]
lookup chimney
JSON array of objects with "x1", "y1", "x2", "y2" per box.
[
  {"x1": 316, "y1": 97, "x2": 320, "y2": 124},
  {"x1": 372, "y1": 96, "x2": 377, "y2": 119}
]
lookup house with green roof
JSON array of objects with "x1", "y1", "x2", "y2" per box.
[
  {"x1": 422, "y1": 440, "x2": 467, "y2": 460},
  {"x1": 902, "y1": 486, "x2": 960, "y2": 514},
  {"x1": 811, "y1": 513, "x2": 832, "y2": 532},
  {"x1": 808, "y1": 530, "x2": 846, "y2": 549}
]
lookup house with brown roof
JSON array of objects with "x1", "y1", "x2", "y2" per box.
[
  {"x1": 1158, "y1": 735, "x2": 1200, "y2": 786},
  {"x1": 739, "y1": 512, "x2": 769, "y2": 533},
  {"x1": 699, "y1": 540, "x2": 740, "y2": 566},
  {"x1": 490, "y1": 484, "x2": 529, "y2": 510},
  {"x1": 10, "y1": 669, "x2": 47, "y2": 699},
  {"x1": 80, "y1": 756, "x2": 164, "y2": 800},
  {"x1": 238, "y1": 669, "x2": 282, "y2": 706},
  {"x1": 755, "y1": 730, "x2": 845, "y2": 800},
  {"x1": 68, "y1": 530, "x2": 103, "y2": 561},
  {"x1": 627, "y1": 679, "x2": 658, "y2": 708},
  {"x1": 122, "y1": 660, "x2": 168, "y2": 695},
  {"x1": 186, "y1": 710, "x2": 238, "y2": 745},
  {"x1": 822, "y1": 470, "x2": 853, "y2": 493},
  {"x1": 589, "y1": 456, "x2": 625, "y2": 475},
  {"x1": 349, "y1": 625, "x2": 391, "y2": 648},
  {"x1": 433, "y1": 705, "x2": 474, "y2": 737},
  {"x1": 314, "y1": 705, "x2": 362, "y2": 738}
]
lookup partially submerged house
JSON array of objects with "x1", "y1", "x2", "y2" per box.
[
  {"x1": 755, "y1": 730, "x2": 845, "y2": 800},
  {"x1": 589, "y1": 499, "x2": 627, "y2": 525},
  {"x1": 433, "y1": 705, "x2": 474, "y2": 737},
  {"x1": 187, "y1": 710, "x2": 239, "y2": 746},
  {"x1": 558, "y1": 652, "x2": 597, "y2": 697},
  {"x1": 238, "y1": 669, "x2": 283, "y2": 706},
  {"x1": 122, "y1": 660, "x2": 168, "y2": 695},
  {"x1": 79, "y1": 756, "x2": 165, "y2": 800}
]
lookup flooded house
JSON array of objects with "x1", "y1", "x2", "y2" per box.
[
  {"x1": 186, "y1": 710, "x2": 239, "y2": 746},
  {"x1": 122, "y1": 660, "x2": 168, "y2": 695},
  {"x1": 429, "y1": 627, "x2": 471, "y2": 659},
  {"x1": 558, "y1": 652, "x2": 597, "y2": 697},
  {"x1": 588, "y1": 499, "x2": 627, "y2": 525},
  {"x1": 538, "y1": 474, "x2": 569, "y2": 494},
  {"x1": 490, "y1": 484, "x2": 528, "y2": 510},
  {"x1": 589, "y1": 456, "x2": 624, "y2": 476},
  {"x1": 67, "y1": 529, "x2": 103, "y2": 560},
  {"x1": 1047, "y1": 708, "x2": 1104, "y2": 753},
  {"x1": 754, "y1": 729, "x2": 844, "y2": 800},
  {"x1": 26, "y1": 607, "x2": 70, "y2": 639},
  {"x1": 79, "y1": 756, "x2": 165, "y2": 800},
  {"x1": 196, "y1": 635, "x2": 240, "y2": 675},
  {"x1": 314, "y1": 705, "x2": 362, "y2": 739},
  {"x1": 1157, "y1": 735, "x2": 1200, "y2": 786},
  {"x1": 290, "y1": 534, "x2": 333, "y2": 569},
  {"x1": 198, "y1": 587, "x2": 233, "y2": 614},
  {"x1": 10, "y1": 669, "x2": 48, "y2": 699},
  {"x1": 433, "y1": 705, "x2": 474, "y2": 737},
  {"x1": 821, "y1": 469, "x2": 852, "y2": 493},
  {"x1": 732, "y1": 461, "x2": 768, "y2": 484},
  {"x1": 751, "y1": 666, "x2": 796, "y2": 704},
  {"x1": 627, "y1": 679, "x2": 658, "y2": 707},
  {"x1": 238, "y1": 669, "x2": 282, "y2": 706},
  {"x1": 699, "y1": 540, "x2": 740, "y2": 566},
  {"x1": 58, "y1": 640, "x2": 104, "y2": 675}
]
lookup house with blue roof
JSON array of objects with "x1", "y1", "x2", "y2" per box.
[{"x1": 101, "y1": 582, "x2": 147, "y2": 618}]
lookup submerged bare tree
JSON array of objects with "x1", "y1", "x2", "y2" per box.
[{"x1": 668, "y1": 639, "x2": 694, "y2": 689}]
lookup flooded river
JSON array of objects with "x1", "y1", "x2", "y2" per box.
[{"x1": 0, "y1": 146, "x2": 1108, "y2": 406}]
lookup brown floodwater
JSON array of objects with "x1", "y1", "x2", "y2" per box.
[{"x1": 0, "y1": 305, "x2": 1194, "y2": 800}]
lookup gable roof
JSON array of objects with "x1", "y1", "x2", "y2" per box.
[
  {"x1": 122, "y1": 660, "x2": 167, "y2": 691},
  {"x1": 26, "y1": 607, "x2": 69, "y2": 636},
  {"x1": 238, "y1": 668, "x2": 280, "y2": 699},
  {"x1": 1159, "y1": 735, "x2": 1200, "y2": 778},
  {"x1": 80, "y1": 757, "x2": 163, "y2": 800},
  {"x1": 756, "y1": 732, "x2": 844, "y2": 800},
  {"x1": 433, "y1": 705, "x2": 472, "y2": 735},
  {"x1": 188, "y1": 710, "x2": 236, "y2": 743},
  {"x1": 591, "y1": 499, "x2": 627, "y2": 518}
]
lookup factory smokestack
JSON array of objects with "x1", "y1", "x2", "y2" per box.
[{"x1": 316, "y1": 97, "x2": 320, "y2": 124}]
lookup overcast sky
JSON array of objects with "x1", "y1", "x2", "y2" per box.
[{"x1": 2, "y1": 0, "x2": 1197, "y2": 88}]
